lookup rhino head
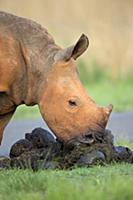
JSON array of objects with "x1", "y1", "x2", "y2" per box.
[{"x1": 39, "y1": 34, "x2": 113, "y2": 144}]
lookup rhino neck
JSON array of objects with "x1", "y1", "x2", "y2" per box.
[{"x1": 23, "y1": 42, "x2": 60, "y2": 106}]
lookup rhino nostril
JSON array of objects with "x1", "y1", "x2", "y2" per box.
[{"x1": 85, "y1": 133, "x2": 94, "y2": 140}]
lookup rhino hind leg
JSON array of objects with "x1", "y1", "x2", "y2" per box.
[{"x1": 0, "y1": 109, "x2": 16, "y2": 144}]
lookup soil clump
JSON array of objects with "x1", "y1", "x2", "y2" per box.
[{"x1": 0, "y1": 128, "x2": 133, "y2": 170}]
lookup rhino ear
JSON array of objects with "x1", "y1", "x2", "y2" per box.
[
  {"x1": 54, "y1": 34, "x2": 89, "y2": 62},
  {"x1": 72, "y1": 34, "x2": 89, "y2": 60}
]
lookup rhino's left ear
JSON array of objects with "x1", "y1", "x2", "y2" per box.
[{"x1": 54, "y1": 34, "x2": 89, "y2": 62}]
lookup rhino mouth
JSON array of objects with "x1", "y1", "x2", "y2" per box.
[
  {"x1": 67, "y1": 132, "x2": 95, "y2": 147},
  {"x1": 66, "y1": 129, "x2": 105, "y2": 147},
  {"x1": 77, "y1": 133, "x2": 95, "y2": 144}
]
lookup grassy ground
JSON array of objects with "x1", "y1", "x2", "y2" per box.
[
  {"x1": 0, "y1": 164, "x2": 133, "y2": 200},
  {"x1": 0, "y1": 142, "x2": 133, "y2": 200}
]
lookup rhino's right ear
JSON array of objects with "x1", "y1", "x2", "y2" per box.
[{"x1": 54, "y1": 34, "x2": 89, "y2": 62}]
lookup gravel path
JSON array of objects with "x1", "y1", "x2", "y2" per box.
[{"x1": 0, "y1": 112, "x2": 133, "y2": 156}]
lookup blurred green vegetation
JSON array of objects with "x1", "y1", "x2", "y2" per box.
[
  {"x1": 14, "y1": 105, "x2": 40, "y2": 120},
  {"x1": 78, "y1": 60, "x2": 133, "y2": 85},
  {"x1": 0, "y1": 162, "x2": 133, "y2": 200},
  {"x1": 79, "y1": 61, "x2": 133, "y2": 111}
]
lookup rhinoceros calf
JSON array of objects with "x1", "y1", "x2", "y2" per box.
[{"x1": 0, "y1": 11, "x2": 113, "y2": 145}]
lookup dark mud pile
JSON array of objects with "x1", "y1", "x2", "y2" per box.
[{"x1": 0, "y1": 128, "x2": 133, "y2": 170}]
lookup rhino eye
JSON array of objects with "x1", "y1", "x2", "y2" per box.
[{"x1": 68, "y1": 100, "x2": 77, "y2": 107}]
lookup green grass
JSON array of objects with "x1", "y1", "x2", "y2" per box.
[
  {"x1": 0, "y1": 163, "x2": 133, "y2": 200},
  {"x1": 85, "y1": 79, "x2": 133, "y2": 112},
  {"x1": 14, "y1": 105, "x2": 41, "y2": 120}
]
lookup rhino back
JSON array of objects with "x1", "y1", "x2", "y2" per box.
[
  {"x1": 0, "y1": 11, "x2": 58, "y2": 73},
  {"x1": 0, "y1": 11, "x2": 55, "y2": 48}
]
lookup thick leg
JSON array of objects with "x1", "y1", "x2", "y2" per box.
[{"x1": 0, "y1": 109, "x2": 16, "y2": 144}]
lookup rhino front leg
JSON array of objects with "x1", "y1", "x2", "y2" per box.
[{"x1": 0, "y1": 109, "x2": 16, "y2": 144}]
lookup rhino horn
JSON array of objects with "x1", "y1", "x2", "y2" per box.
[{"x1": 104, "y1": 104, "x2": 113, "y2": 116}]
